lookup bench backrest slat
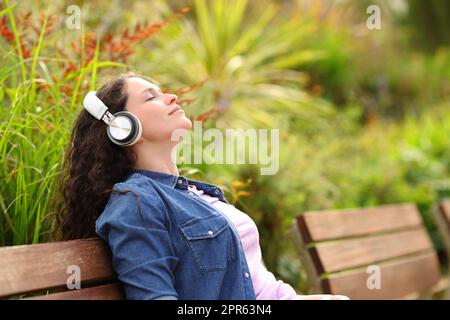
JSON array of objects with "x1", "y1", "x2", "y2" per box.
[
  {"x1": 312, "y1": 228, "x2": 433, "y2": 273},
  {"x1": 0, "y1": 238, "x2": 118, "y2": 299},
  {"x1": 323, "y1": 251, "x2": 440, "y2": 300},
  {"x1": 299, "y1": 203, "x2": 422, "y2": 243},
  {"x1": 24, "y1": 283, "x2": 124, "y2": 300}
]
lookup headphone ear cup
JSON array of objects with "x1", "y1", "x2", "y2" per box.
[{"x1": 107, "y1": 111, "x2": 142, "y2": 147}]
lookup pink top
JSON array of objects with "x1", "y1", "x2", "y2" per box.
[{"x1": 188, "y1": 184, "x2": 298, "y2": 300}]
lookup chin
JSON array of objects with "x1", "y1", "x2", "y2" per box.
[
  {"x1": 166, "y1": 118, "x2": 192, "y2": 143},
  {"x1": 180, "y1": 116, "x2": 192, "y2": 130}
]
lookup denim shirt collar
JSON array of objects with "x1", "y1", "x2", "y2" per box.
[
  {"x1": 131, "y1": 168, "x2": 180, "y2": 188},
  {"x1": 130, "y1": 168, "x2": 230, "y2": 203}
]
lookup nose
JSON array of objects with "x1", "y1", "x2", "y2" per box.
[{"x1": 165, "y1": 93, "x2": 178, "y2": 105}]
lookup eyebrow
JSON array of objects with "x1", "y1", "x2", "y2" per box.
[{"x1": 140, "y1": 87, "x2": 162, "y2": 97}]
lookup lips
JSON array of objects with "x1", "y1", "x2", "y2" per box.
[{"x1": 168, "y1": 105, "x2": 182, "y2": 115}]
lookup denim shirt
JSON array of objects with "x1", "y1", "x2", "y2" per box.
[{"x1": 95, "y1": 168, "x2": 256, "y2": 300}]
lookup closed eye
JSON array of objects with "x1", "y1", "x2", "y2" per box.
[{"x1": 146, "y1": 96, "x2": 155, "y2": 101}]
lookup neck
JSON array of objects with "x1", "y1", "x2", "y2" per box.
[{"x1": 132, "y1": 140, "x2": 179, "y2": 176}]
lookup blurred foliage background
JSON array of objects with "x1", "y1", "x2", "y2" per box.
[{"x1": 0, "y1": 0, "x2": 449, "y2": 293}]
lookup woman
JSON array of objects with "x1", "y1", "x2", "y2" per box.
[{"x1": 59, "y1": 72, "x2": 349, "y2": 300}]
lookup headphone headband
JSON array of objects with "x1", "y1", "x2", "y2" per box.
[{"x1": 83, "y1": 91, "x2": 109, "y2": 120}]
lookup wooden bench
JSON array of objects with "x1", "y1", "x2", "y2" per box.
[
  {"x1": 2, "y1": 201, "x2": 449, "y2": 300},
  {"x1": 0, "y1": 238, "x2": 124, "y2": 300},
  {"x1": 434, "y1": 199, "x2": 450, "y2": 297},
  {"x1": 434, "y1": 199, "x2": 450, "y2": 261},
  {"x1": 291, "y1": 203, "x2": 449, "y2": 299}
]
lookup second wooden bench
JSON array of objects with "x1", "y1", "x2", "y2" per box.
[{"x1": 291, "y1": 202, "x2": 449, "y2": 299}]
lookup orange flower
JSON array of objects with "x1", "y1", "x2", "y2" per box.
[{"x1": 196, "y1": 107, "x2": 219, "y2": 124}]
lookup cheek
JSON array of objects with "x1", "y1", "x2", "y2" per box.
[
  {"x1": 135, "y1": 108, "x2": 187, "y2": 141},
  {"x1": 138, "y1": 109, "x2": 169, "y2": 139}
]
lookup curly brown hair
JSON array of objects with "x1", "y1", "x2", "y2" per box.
[{"x1": 54, "y1": 72, "x2": 142, "y2": 241}]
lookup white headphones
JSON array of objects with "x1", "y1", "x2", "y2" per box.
[{"x1": 83, "y1": 91, "x2": 142, "y2": 147}]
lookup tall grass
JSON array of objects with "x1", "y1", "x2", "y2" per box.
[
  {"x1": 0, "y1": 21, "x2": 97, "y2": 245},
  {"x1": 0, "y1": 1, "x2": 189, "y2": 245}
]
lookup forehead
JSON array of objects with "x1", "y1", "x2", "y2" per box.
[{"x1": 126, "y1": 77, "x2": 161, "y2": 97}]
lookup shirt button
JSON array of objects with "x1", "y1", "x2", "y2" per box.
[
  {"x1": 214, "y1": 189, "x2": 220, "y2": 194},
  {"x1": 177, "y1": 179, "x2": 183, "y2": 184},
  {"x1": 207, "y1": 230, "x2": 213, "y2": 236},
  {"x1": 244, "y1": 272, "x2": 250, "y2": 278}
]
